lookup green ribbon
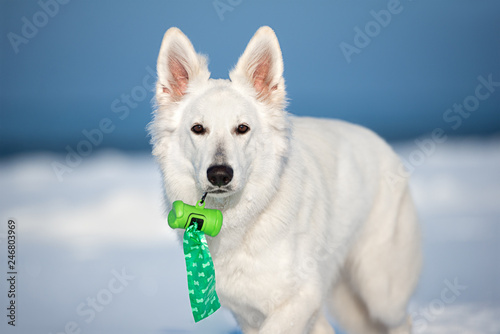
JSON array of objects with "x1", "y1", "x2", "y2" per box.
[{"x1": 183, "y1": 223, "x2": 221, "y2": 322}]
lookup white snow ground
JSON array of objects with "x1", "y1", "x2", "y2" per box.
[{"x1": 0, "y1": 137, "x2": 499, "y2": 334}]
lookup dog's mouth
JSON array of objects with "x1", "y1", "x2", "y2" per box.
[
  {"x1": 205, "y1": 187, "x2": 233, "y2": 197},
  {"x1": 211, "y1": 189, "x2": 228, "y2": 194}
]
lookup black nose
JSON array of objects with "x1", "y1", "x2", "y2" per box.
[{"x1": 207, "y1": 165, "x2": 233, "y2": 187}]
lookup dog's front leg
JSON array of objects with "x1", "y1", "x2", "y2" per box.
[{"x1": 258, "y1": 286, "x2": 329, "y2": 334}]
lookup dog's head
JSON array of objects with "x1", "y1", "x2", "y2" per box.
[{"x1": 150, "y1": 27, "x2": 290, "y2": 209}]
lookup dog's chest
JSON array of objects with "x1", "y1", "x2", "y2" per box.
[{"x1": 212, "y1": 241, "x2": 292, "y2": 317}]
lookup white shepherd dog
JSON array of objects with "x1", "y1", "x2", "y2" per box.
[{"x1": 149, "y1": 26, "x2": 421, "y2": 334}]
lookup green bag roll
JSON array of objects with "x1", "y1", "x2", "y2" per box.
[{"x1": 182, "y1": 223, "x2": 221, "y2": 322}]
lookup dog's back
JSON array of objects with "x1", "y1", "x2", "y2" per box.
[{"x1": 292, "y1": 117, "x2": 421, "y2": 333}]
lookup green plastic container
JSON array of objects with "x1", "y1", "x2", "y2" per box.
[{"x1": 168, "y1": 200, "x2": 223, "y2": 237}]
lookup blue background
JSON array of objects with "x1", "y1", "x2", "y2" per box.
[{"x1": 1, "y1": 0, "x2": 499, "y2": 156}]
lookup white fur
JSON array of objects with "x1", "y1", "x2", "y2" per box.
[{"x1": 150, "y1": 26, "x2": 422, "y2": 334}]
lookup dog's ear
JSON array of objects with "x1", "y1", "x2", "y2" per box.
[
  {"x1": 230, "y1": 26, "x2": 285, "y2": 108},
  {"x1": 156, "y1": 27, "x2": 210, "y2": 103}
]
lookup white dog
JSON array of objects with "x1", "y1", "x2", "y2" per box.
[{"x1": 149, "y1": 26, "x2": 421, "y2": 334}]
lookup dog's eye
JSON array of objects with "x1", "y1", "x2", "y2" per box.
[
  {"x1": 236, "y1": 124, "x2": 250, "y2": 135},
  {"x1": 191, "y1": 124, "x2": 206, "y2": 135}
]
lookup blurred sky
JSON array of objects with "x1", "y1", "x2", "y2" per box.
[{"x1": 1, "y1": 0, "x2": 499, "y2": 156}]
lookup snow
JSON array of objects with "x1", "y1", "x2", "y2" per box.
[{"x1": 0, "y1": 137, "x2": 499, "y2": 333}]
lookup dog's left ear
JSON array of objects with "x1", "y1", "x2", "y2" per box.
[{"x1": 230, "y1": 26, "x2": 286, "y2": 108}]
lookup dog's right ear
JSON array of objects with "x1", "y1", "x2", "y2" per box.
[{"x1": 156, "y1": 28, "x2": 210, "y2": 103}]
